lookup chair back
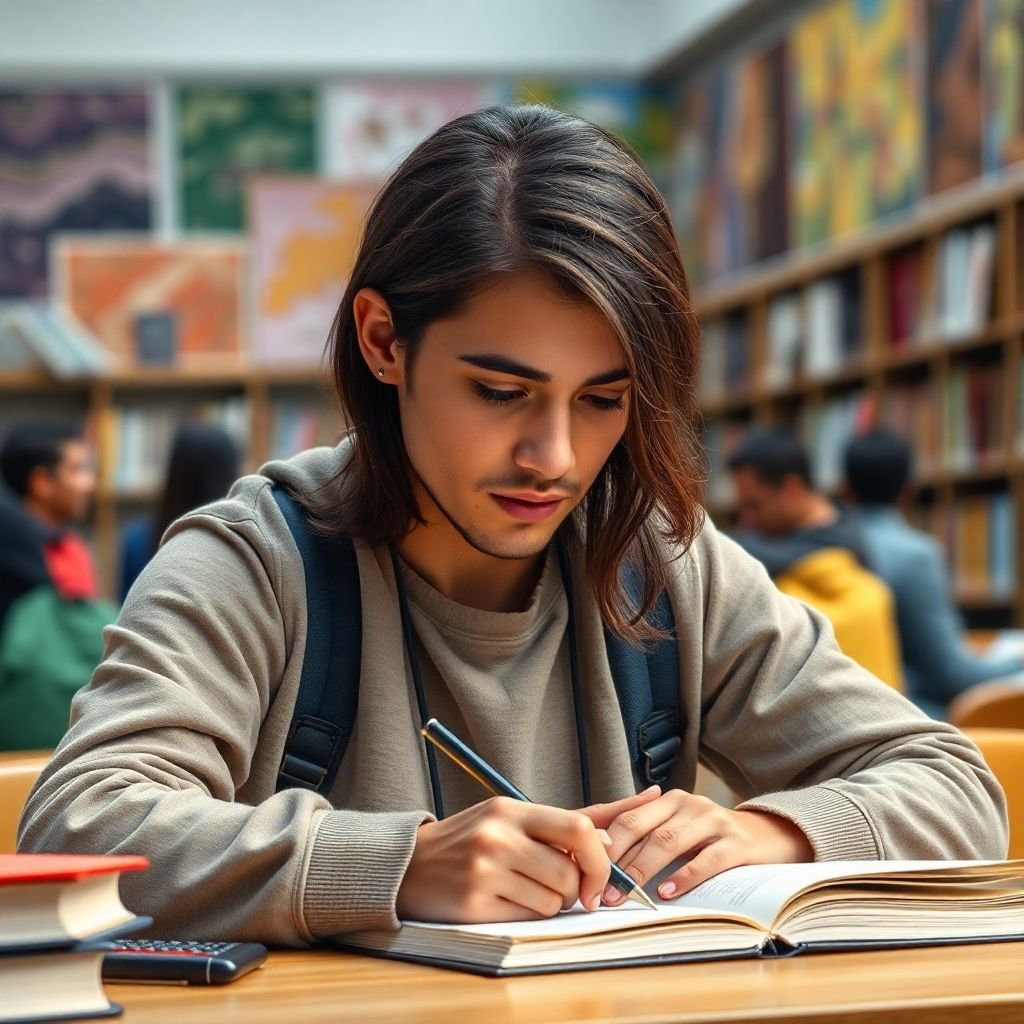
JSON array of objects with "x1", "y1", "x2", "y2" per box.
[
  {"x1": 0, "y1": 751, "x2": 49, "y2": 853},
  {"x1": 776, "y1": 548, "x2": 904, "y2": 691},
  {"x1": 962, "y1": 728, "x2": 1024, "y2": 859},
  {"x1": 948, "y1": 681, "x2": 1024, "y2": 729}
]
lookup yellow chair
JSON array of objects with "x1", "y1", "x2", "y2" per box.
[
  {"x1": 948, "y1": 681, "x2": 1024, "y2": 730},
  {"x1": 0, "y1": 751, "x2": 49, "y2": 854},
  {"x1": 961, "y1": 728, "x2": 1024, "y2": 859},
  {"x1": 776, "y1": 548, "x2": 904, "y2": 692}
]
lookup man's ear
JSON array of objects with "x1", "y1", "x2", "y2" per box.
[
  {"x1": 25, "y1": 464, "x2": 54, "y2": 503},
  {"x1": 353, "y1": 287, "x2": 401, "y2": 384}
]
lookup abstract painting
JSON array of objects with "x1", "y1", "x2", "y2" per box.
[
  {"x1": 56, "y1": 237, "x2": 245, "y2": 364},
  {"x1": 791, "y1": 0, "x2": 920, "y2": 245},
  {"x1": 671, "y1": 41, "x2": 788, "y2": 286},
  {"x1": 177, "y1": 86, "x2": 317, "y2": 230},
  {"x1": 926, "y1": 0, "x2": 983, "y2": 194},
  {"x1": 0, "y1": 91, "x2": 152, "y2": 297},
  {"x1": 323, "y1": 82, "x2": 496, "y2": 181},
  {"x1": 985, "y1": 0, "x2": 1024, "y2": 170},
  {"x1": 249, "y1": 177, "x2": 377, "y2": 365}
]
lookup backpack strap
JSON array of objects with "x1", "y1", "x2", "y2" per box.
[
  {"x1": 273, "y1": 482, "x2": 681, "y2": 795},
  {"x1": 603, "y1": 569, "x2": 682, "y2": 788},
  {"x1": 272, "y1": 485, "x2": 361, "y2": 796}
]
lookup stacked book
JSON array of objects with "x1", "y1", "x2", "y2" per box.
[
  {"x1": 0, "y1": 303, "x2": 109, "y2": 379},
  {"x1": 1, "y1": 854, "x2": 148, "y2": 1023}
]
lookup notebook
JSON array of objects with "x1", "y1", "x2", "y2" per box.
[{"x1": 337, "y1": 859, "x2": 1024, "y2": 976}]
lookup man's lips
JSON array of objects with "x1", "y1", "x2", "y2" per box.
[{"x1": 490, "y1": 493, "x2": 566, "y2": 522}]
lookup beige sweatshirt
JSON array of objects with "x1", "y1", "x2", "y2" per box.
[{"x1": 18, "y1": 442, "x2": 1008, "y2": 944}]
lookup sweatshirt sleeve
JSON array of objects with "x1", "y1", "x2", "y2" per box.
[
  {"x1": 17, "y1": 497, "x2": 430, "y2": 944},
  {"x1": 686, "y1": 521, "x2": 1008, "y2": 862}
]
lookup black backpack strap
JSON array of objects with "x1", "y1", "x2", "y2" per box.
[
  {"x1": 603, "y1": 568, "x2": 682, "y2": 788},
  {"x1": 271, "y1": 485, "x2": 361, "y2": 796}
]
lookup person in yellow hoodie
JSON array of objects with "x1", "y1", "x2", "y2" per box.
[{"x1": 727, "y1": 428, "x2": 903, "y2": 691}]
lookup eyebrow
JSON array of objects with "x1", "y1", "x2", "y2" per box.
[{"x1": 457, "y1": 354, "x2": 630, "y2": 387}]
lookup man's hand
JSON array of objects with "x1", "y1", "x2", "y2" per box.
[
  {"x1": 580, "y1": 789, "x2": 814, "y2": 903},
  {"x1": 396, "y1": 789, "x2": 663, "y2": 924}
]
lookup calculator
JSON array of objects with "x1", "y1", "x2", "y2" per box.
[{"x1": 103, "y1": 938, "x2": 268, "y2": 985}]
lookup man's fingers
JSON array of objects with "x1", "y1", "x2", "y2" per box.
[
  {"x1": 579, "y1": 786, "x2": 661, "y2": 829},
  {"x1": 494, "y1": 871, "x2": 567, "y2": 919},
  {"x1": 656, "y1": 839, "x2": 741, "y2": 900},
  {"x1": 510, "y1": 836, "x2": 581, "y2": 907},
  {"x1": 519, "y1": 806, "x2": 611, "y2": 911},
  {"x1": 601, "y1": 795, "x2": 678, "y2": 862}
]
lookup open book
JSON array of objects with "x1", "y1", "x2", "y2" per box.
[{"x1": 337, "y1": 859, "x2": 1024, "y2": 976}]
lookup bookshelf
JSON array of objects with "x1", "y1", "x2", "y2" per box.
[
  {"x1": 0, "y1": 367, "x2": 338, "y2": 600},
  {"x1": 698, "y1": 171, "x2": 1024, "y2": 629}
]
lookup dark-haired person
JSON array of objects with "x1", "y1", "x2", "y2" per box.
[
  {"x1": 19, "y1": 107, "x2": 1006, "y2": 944},
  {"x1": 726, "y1": 427, "x2": 902, "y2": 688},
  {"x1": 119, "y1": 422, "x2": 241, "y2": 601},
  {"x1": 0, "y1": 422, "x2": 98, "y2": 607},
  {"x1": 0, "y1": 421, "x2": 111, "y2": 750},
  {"x1": 845, "y1": 429, "x2": 1024, "y2": 719}
]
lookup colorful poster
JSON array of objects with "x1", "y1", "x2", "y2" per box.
[
  {"x1": 927, "y1": 0, "x2": 984, "y2": 194},
  {"x1": 985, "y1": 0, "x2": 1024, "y2": 170},
  {"x1": 792, "y1": 0, "x2": 920, "y2": 246},
  {"x1": 56, "y1": 237, "x2": 245, "y2": 364},
  {"x1": 791, "y1": 0, "x2": 853, "y2": 247},
  {"x1": 511, "y1": 81, "x2": 672, "y2": 190},
  {"x1": 249, "y1": 178, "x2": 377, "y2": 365},
  {"x1": 671, "y1": 80, "x2": 716, "y2": 286},
  {"x1": 671, "y1": 42, "x2": 788, "y2": 286},
  {"x1": 176, "y1": 86, "x2": 316, "y2": 230},
  {"x1": 323, "y1": 82, "x2": 496, "y2": 181},
  {"x1": 0, "y1": 91, "x2": 152, "y2": 298},
  {"x1": 850, "y1": 0, "x2": 921, "y2": 219}
]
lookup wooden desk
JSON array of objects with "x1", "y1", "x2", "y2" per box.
[{"x1": 110, "y1": 942, "x2": 1024, "y2": 1024}]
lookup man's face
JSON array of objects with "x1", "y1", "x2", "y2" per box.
[
  {"x1": 32, "y1": 440, "x2": 96, "y2": 524},
  {"x1": 731, "y1": 466, "x2": 797, "y2": 536},
  {"x1": 395, "y1": 270, "x2": 631, "y2": 561}
]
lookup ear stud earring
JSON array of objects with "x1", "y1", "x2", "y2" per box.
[{"x1": 377, "y1": 367, "x2": 385, "y2": 377}]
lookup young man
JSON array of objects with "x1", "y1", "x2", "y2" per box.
[
  {"x1": 19, "y1": 107, "x2": 1006, "y2": 945},
  {"x1": 725, "y1": 428, "x2": 903, "y2": 688},
  {"x1": 726, "y1": 428, "x2": 866, "y2": 572},
  {"x1": 845, "y1": 429, "x2": 1024, "y2": 718},
  {"x1": 0, "y1": 421, "x2": 99, "y2": 607}
]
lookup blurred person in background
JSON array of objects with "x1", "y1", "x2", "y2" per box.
[
  {"x1": 727, "y1": 427, "x2": 903, "y2": 690},
  {"x1": 120, "y1": 422, "x2": 241, "y2": 600},
  {"x1": 0, "y1": 421, "x2": 114, "y2": 750},
  {"x1": 0, "y1": 422, "x2": 98, "y2": 605},
  {"x1": 845, "y1": 429, "x2": 1024, "y2": 720}
]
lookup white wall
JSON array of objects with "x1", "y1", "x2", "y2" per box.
[{"x1": 0, "y1": 0, "x2": 747, "y2": 79}]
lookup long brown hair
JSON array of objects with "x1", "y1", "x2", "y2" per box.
[{"x1": 313, "y1": 104, "x2": 705, "y2": 645}]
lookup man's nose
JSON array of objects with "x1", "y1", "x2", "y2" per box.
[{"x1": 513, "y1": 404, "x2": 576, "y2": 482}]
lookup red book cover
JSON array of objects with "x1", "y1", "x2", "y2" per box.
[{"x1": 0, "y1": 853, "x2": 149, "y2": 886}]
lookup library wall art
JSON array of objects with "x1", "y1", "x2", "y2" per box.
[
  {"x1": 54, "y1": 236, "x2": 246, "y2": 366},
  {"x1": 248, "y1": 177, "x2": 376, "y2": 366},
  {"x1": 0, "y1": 90, "x2": 153, "y2": 299}
]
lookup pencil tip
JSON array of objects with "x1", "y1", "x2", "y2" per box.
[{"x1": 627, "y1": 886, "x2": 658, "y2": 911}]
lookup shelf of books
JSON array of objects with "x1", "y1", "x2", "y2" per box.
[
  {"x1": 699, "y1": 175, "x2": 1024, "y2": 629},
  {"x1": 0, "y1": 364, "x2": 339, "y2": 601}
]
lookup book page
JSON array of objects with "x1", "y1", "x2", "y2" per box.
[
  {"x1": 665, "y1": 859, "x2": 1010, "y2": 931},
  {"x1": 404, "y1": 897, "x2": 764, "y2": 943}
]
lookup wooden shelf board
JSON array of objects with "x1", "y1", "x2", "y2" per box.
[{"x1": 694, "y1": 167, "x2": 1024, "y2": 317}]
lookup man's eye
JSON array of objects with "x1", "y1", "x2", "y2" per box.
[
  {"x1": 472, "y1": 382, "x2": 522, "y2": 404},
  {"x1": 585, "y1": 395, "x2": 625, "y2": 411}
]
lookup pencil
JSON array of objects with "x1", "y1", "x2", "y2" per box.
[{"x1": 421, "y1": 717, "x2": 658, "y2": 912}]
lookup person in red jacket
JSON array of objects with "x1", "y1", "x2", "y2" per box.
[{"x1": 0, "y1": 422, "x2": 98, "y2": 605}]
